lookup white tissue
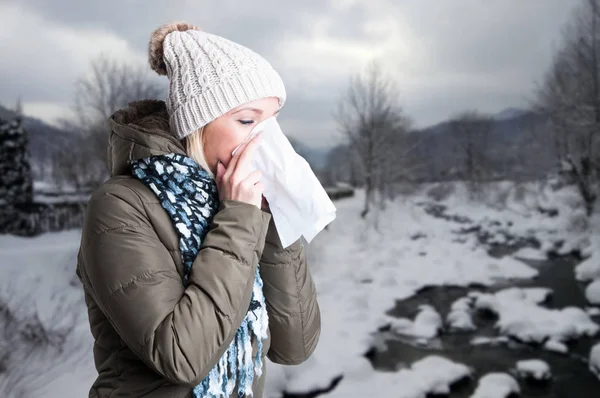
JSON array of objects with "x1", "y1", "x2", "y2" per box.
[{"x1": 232, "y1": 117, "x2": 336, "y2": 248}]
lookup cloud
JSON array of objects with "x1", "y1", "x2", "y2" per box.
[
  {"x1": 2, "y1": 0, "x2": 582, "y2": 147},
  {"x1": 379, "y1": 0, "x2": 578, "y2": 124},
  {"x1": 0, "y1": 3, "x2": 144, "y2": 110}
]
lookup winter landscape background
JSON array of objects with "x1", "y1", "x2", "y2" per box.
[{"x1": 3, "y1": 0, "x2": 600, "y2": 397}]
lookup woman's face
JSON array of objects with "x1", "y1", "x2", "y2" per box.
[{"x1": 203, "y1": 97, "x2": 280, "y2": 174}]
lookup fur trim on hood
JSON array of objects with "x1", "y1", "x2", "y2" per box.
[{"x1": 107, "y1": 100, "x2": 185, "y2": 177}]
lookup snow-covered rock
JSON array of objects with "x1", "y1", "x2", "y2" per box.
[
  {"x1": 447, "y1": 297, "x2": 476, "y2": 331},
  {"x1": 586, "y1": 307, "x2": 600, "y2": 316},
  {"x1": 389, "y1": 305, "x2": 442, "y2": 340},
  {"x1": 410, "y1": 356, "x2": 472, "y2": 395},
  {"x1": 470, "y1": 288, "x2": 599, "y2": 344},
  {"x1": 471, "y1": 336, "x2": 510, "y2": 346},
  {"x1": 515, "y1": 359, "x2": 552, "y2": 381},
  {"x1": 388, "y1": 317, "x2": 414, "y2": 333},
  {"x1": 590, "y1": 343, "x2": 600, "y2": 380},
  {"x1": 512, "y1": 247, "x2": 547, "y2": 261},
  {"x1": 470, "y1": 373, "x2": 520, "y2": 398},
  {"x1": 498, "y1": 287, "x2": 552, "y2": 304},
  {"x1": 308, "y1": 355, "x2": 472, "y2": 398},
  {"x1": 543, "y1": 339, "x2": 568, "y2": 354},
  {"x1": 575, "y1": 254, "x2": 600, "y2": 282},
  {"x1": 585, "y1": 279, "x2": 600, "y2": 305},
  {"x1": 413, "y1": 305, "x2": 443, "y2": 338}
]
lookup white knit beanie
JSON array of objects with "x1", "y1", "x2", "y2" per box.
[{"x1": 148, "y1": 22, "x2": 287, "y2": 140}]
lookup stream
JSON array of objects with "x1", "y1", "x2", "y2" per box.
[
  {"x1": 285, "y1": 202, "x2": 600, "y2": 397},
  {"x1": 364, "y1": 210, "x2": 600, "y2": 397}
]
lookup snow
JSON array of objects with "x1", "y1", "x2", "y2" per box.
[
  {"x1": 306, "y1": 355, "x2": 471, "y2": 398},
  {"x1": 34, "y1": 192, "x2": 90, "y2": 204},
  {"x1": 447, "y1": 296, "x2": 476, "y2": 331},
  {"x1": 575, "y1": 256, "x2": 600, "y2": 282},
  {"x1": 0, "y1": 230, "x2": 95, "y2": 397},
  {"x1": 515, "y1": 359, "x2": 551, "y2": 381},
  {"x1": 32, "y1": 180, "x2": 91, "y2": 204},
  {"x1": 278, "y1": 187, "x2": 548, "y2": 395},
  {"x1": 585, "y1": 279, "x2": 600, "y2": 305},
  {"x1": 471, "y1": 336, "x2": 510, "y2": 346},
  {"x1": 586, "y1": 307, "x2": 600, "y2": 316},
  {"x1": 409, "y1": 356, "x2": 472, "y2": 395},
  {"x1": 543, "y1": 339, "x2": 569, "y2": 354},
  {"x1": 590, "y1": 343, "x2": 600, "y2": 380},
  {"x1": 388, "y1": 304, "x2": 442, "y2": 340},
  {"x1": 512, "y1": 247, "x2": 547, "y2": 261},
  {"x1": 575, "y1": 213, "x2": 600, "y2": 282},
  {"x1": 470, "y1": 373, "x2": 520, "y2": 398},
  {"x1": 4, "y1": 180, "x2": 600, "y2": 397},
  {"x1": 470, "y1": 288, "x2": 598, "y2": 344}
]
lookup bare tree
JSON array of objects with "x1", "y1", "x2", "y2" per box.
[
  {"x1": 73, "y1": 54, "x2": 165, "y2": 128},
  {"x1": 54, "y1": 54, "x2": 165, "y2": 190},
  {"x1": 447, "y1": 110, "x2": 493, "y2": 199},
  {"x1": 533, "y1": 0, "x2": 600, "y2": 214},
  {"x1": 376, "y1": 127, "x2": 423, "y2": 203},
  {"x1": 512, "y1": 113, "x2": 560, "y2": 181},
  {"x1": 50, "y1": 132, "x2": 106, "y2": 191},
  {"x1": 335, "y1": 61, "x2": 414, "y2": 218},
  {"x1": 323, "y1": 144, "x2": 363, "y2": 187}
]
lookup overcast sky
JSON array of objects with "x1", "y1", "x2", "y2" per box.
[{"x1": 0, "y1": 0, "x2": 579, "y2": 148}]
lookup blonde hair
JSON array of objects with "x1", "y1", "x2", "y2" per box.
[{"x1": 184, "y1": 126, "x2": 214, "y2": 178}]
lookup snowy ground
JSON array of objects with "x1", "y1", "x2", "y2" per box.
[
  {"x1": 2, "y1": 179, "x2": 600, "y2": 397},
  {"x1": 270, "y1": 180, "x2": 600, "y2": 397},
  {"x1": 0, "y1": 230, "x2": 96, "y2": 397},
  {"x1": 32, "y1": 180, "x2": 91, "y2": 204}
]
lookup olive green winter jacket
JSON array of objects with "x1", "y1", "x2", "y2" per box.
[{"x1": 75, "y1": 100, "x2": 321, "y2": 397}]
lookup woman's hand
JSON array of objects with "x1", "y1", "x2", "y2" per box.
[{"x1": 216, "y1": 133, "x2": 264, "y2": 209}]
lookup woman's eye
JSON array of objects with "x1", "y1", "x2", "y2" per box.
[{"x1": 239, "y1": 120, "x2": 254, "y2": 125}]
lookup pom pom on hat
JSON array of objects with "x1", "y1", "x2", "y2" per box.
[{"x1": 148, "y1": 22, "x2": 201, "y2": 75}]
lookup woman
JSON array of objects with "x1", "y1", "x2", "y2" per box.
[{"x1": 76, "y1": 22, "x2": 321, "y2": 398}]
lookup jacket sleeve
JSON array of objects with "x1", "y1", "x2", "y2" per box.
[
  {"x1": 259, "y1": 217, "x2": 321, "y2": 365},
  {"x1": 78, "y1": 183, "x2": 271, "y2": 387}
]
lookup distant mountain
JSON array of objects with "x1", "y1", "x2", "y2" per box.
[
  {"x1": 493, "y1": 107, "x2": 528, "y2": 121},
  {"x1": 325, "y1": 107, "x2": 556, "y2": 185},
  {"x1": 5, "y1": 102, "x2": 550, "y2": 184},
  {"x1": 0, "y1": 105, "x2": 16, "y2": 122},
  {"x1": 1, "y1": 103, "x2": 334, "y2": 174},
  {"x1": 411, "y1": 108, "x2": 554, "y2": 181},
  {"x1": 287, "y1": 137, "x2": 330, "y2": 170}
]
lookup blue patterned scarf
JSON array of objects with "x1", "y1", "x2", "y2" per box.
[{"x1": 131, "y1": 153, "x2": 269, "y2": 397}]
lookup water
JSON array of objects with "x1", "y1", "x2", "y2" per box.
[
  {"x1": 288, "y1": 202, "x2": 600, "y2": 397},
  {"x1": 365, "y1": 256, "x2": 600, "y2": 398}
]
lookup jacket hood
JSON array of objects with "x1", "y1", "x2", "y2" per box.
[{"x1": 108, "y1": 100, "x2": 186, "y2": 176}]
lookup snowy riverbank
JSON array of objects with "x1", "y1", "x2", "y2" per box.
[{"x1": 2, "y1": 180, "x2": 600, "y2": 397}]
